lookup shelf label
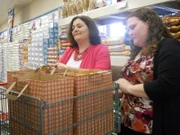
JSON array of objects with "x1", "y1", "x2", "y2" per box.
[{"x1": 116, "y1": 1, "x2": 127, "y2": 9}]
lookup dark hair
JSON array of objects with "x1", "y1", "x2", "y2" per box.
[
  {"x1": 67, "y1": 16, "x2": 101, "y2": 47},
  {"x1": 127, "y1": 8, "x2": 172, "y2": 59}
]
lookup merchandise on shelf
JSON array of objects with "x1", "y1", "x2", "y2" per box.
[
  {"x1": 162, "y1": 14, "x2": 180, "y2": 41},
  {"x1": 12, "y1": 22, "x2": 31, "y2": 42},
  {"x1": 0, "y1": 42, "x2": 21, "y2": 82},
  {"x1": 60, "y1": 0, "x2": 118, "y2": 19},
  {"x1": 19, "y1": 40, "x2": 29, "y2": 69},
  {"x1": 102, "y1": 36, "x2": 131, "y2": 56},
  {"x1": 47, "y1": 48, "x2": 59, "y2": 65},
  {"x1": 59, "y1": 26, "x2": 71, "y2": 54},
  {"x1": 28, "y1": 20, "x2": 59, "y2": 69}
]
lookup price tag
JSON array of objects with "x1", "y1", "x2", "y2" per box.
[{"x1": 116, "y1": 1, "x2": 127, "y2": 9}]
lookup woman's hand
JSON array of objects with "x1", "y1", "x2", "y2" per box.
[
  {"x1": 113, "y1": 89, "x2": 123, "y2": 99},
  {"x1": 50, "y1": 63, "x2": 68, "y2": 74},
  {"x1": 115, "y1": 78, "x2": 133, "y2": 95}
]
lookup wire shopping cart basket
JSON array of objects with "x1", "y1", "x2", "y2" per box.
[
  {"x1": 1, "y1": 83, "x2": 121, "y2": 135},
  {"x1": 0, "y1": 83, "x2": 9, "y2": 135}
]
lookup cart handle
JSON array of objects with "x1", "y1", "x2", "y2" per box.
[
  {"x1": 35, "y1": 65, "x2": 68, "y2": 76},
  {"x1": 5, "y1": 82, "x2": 28, "y2": 100},
  {"x1": 50, "y1": 65, "x2": 68, "y2": 76}
]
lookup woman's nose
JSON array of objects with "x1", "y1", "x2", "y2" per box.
[{"x1": 73, "y1": 27, "x2": 78, "y2": 32}]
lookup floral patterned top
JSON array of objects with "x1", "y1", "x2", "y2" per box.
[{"x1": 121, "y1": 55, "x2": 154, "y2": 134}]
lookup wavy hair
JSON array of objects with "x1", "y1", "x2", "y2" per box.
[
  {"x1": 67, "y1": 16, "x2": 101, "y2": 48},
  {"x1": 127, "y1": 8, "x2": 172, "y2": 59}
]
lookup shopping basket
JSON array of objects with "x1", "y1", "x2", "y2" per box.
[
  {"x1": 1, "y1": 83, "x2": 121, "y2": 135},
  {"x1": 0, "y1": 83, "x2": 9, "y2": 135}
]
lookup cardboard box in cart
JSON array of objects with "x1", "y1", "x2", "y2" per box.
[
  {"x1": 7, "y1": 70, "x2": 114, "y2": 134},
  {"x1": 68, "y1": 71, "x2": 114, "y2": 135},
  {"x1": 7, "y1": 71, "x2": 74, "y2": 135}
]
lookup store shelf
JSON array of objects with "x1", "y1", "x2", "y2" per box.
[
  {"x1": 110, "y1": 56, "x2": 129, "y2": 66},
  {"x1": 59, "y1": 0, "x2": 178, "y2": 27}
]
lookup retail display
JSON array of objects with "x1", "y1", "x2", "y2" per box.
[
  {"x1": 12, "y1": 22, "x2": 31, "y2": 42},
  {"x1": 162, "y1": 14, "x2": 180, "y2": 41},
  {"x1": 27, "y1": 11, "x2": 59, "y2": 69},
  {"x1": 0, "y1": 1, "x2": 179, "y2": 134},
  {"x1": 60, "y1": 0, "x2": 119, "y2": 19},
  {"x1": 0, "y1": 42, "x2": 21, "y2": 82},
  {"x1": 19, "y1": 40, "x2": 29, "y2": 69},
  {"x1": 47, "y1": 47, "x2": 59, "y2": 65},
  {"x1": 102, "y1": 36, "x2": 131, "y2": 56},
  {"x1": 59, "y1": 26, "x2": 70, "y2": 57}
]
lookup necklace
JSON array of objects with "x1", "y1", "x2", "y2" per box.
[{"x1": 74, "y1": 48, "x2": 88, "y2": 61}]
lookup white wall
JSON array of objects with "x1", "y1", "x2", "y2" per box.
[{"x1": 0, "y1": 0, "x2": 63, "y2": 31}]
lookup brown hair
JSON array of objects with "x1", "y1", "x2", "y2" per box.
[
  {"x1": 68, "y1": 16, "x2": 101, "y2": 48},
  {"x1": 127, "y1": 8, "x2": 172, "y2": 59}
]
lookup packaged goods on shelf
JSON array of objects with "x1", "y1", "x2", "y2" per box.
[
  {"x1": 89, "y1": 0, "x2": 96, "y2": 10},
  {"x1": 108, "y1": 44, "x2": 125, "y2": 51},
  {"x1": 76, "y1": 0, "x2": 83, "y2": 13},
  {"x1": 47, "y1": 48, "x2": 59, "y2": 65},
  {"x1": 167, "y1": 25, "x2": 180, "y2": 33},
  {"x1": 60, "y1": 0, "x2": 117, "y2": 19},
  {"x1": 19, "y1": 41, "x2": 29, "y2": 69},
  {"x1": 162, "y1": 14, "x2": 180, "y2": 40},
  {"x1": 102, "y1": 36, "x2": 131, "y2": 56},
  {"x1": 94, "y1": 0, "x2": 106, "y2": 8},
  {"x1": 0, "y1": 42, "x2": 22, "y2": 81},
  {"x1": 102, "y1": 36, "x2": 124, "y2": 45},
  {"x1": 28, "y1": 21, "x2": 59, "y2": 69},
  {"x1": 59, "y1": 26, "x2": 71, "y2": 52},
  {"x1": 170, "y1": 32, "x2": 180, "y2": 39},
  {"x1": 12, "y1": 22, "x2": 31, "y2": 42},
  {"x1": 71, "y1": 1, "x2": 78, "y2": 15},
  {"x1": 110, "y1": 51, "x2": 131, "y2": 56}
]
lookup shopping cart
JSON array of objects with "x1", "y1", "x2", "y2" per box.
[
  {"x1": 0, "y1": 83, "x2": 121, "y2": 135},
  {"x1": 0, "y1": 83, "x2": 9, "y2": 135}
]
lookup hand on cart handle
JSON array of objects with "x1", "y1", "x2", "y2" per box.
[
  {"x1": 113, "y1": 88, "x2": 123, "y2": 99},
  {"x1": 49, "y1": 63, "x2": 68, "y2": 76},
  {"x1": 115, "y1": 78, "x2": 133, "y2": 95},
  {"x1": 35, "y1": 65, "x2": 52, "y2": 74}
]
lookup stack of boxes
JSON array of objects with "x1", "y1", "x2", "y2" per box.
[
  {"x1": 0, "y1": 31, "x2": 8, "y2": 82},
  {"x1": 59, "y1": 26, "x2": 70, "y2": 55},
  {"x1": 47, "y1": 48, "x2": 59, "y2": 65},
  {"x1": 0, "y1": 42, "x2": 21, "y2": 81},
  {"x1": 5, "y1": 43, "x2": 21, "y2": 71},
  {"x1": 0, "y1": 42, "x2": 6, "y2": 82},
  {"x1": 101, "y1": 36, "x2": 131, "y2": 56},
  {"x1": 28, "y1": 21, "x2": 59, "y2": 69},
  {"x1": 19, "y1": 41, "x2": 29, "y2": 69},
  {"x1": 48, "y1": 22, "x2": 59, "y2": 48},
  {"x1": 12, "y1": 22, "x2": 31, "y2": 42}
]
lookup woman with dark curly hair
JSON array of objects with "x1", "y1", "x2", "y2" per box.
[{"x1": 116, "y1": 8, "x2": 180, "y2": 135}]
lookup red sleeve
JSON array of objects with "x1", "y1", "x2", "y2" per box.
[{"x1": 94, "y1": 45, "x2": 111, "y2": 70}]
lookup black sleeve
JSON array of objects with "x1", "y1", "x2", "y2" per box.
[{"x1": 144, "y1": 39, "x2": 180, "y2": 101}]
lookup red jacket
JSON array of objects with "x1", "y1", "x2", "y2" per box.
[{"x1": 59, "y1": 44, "x2": 111, "y2": 70}]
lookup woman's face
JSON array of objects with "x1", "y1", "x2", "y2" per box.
[
  {"x1": 72, "y1": 18, "x2": 89, "y2": 43},
  {"x1": 127, "y1": 16, "x2": 149, "y2": 47}
]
